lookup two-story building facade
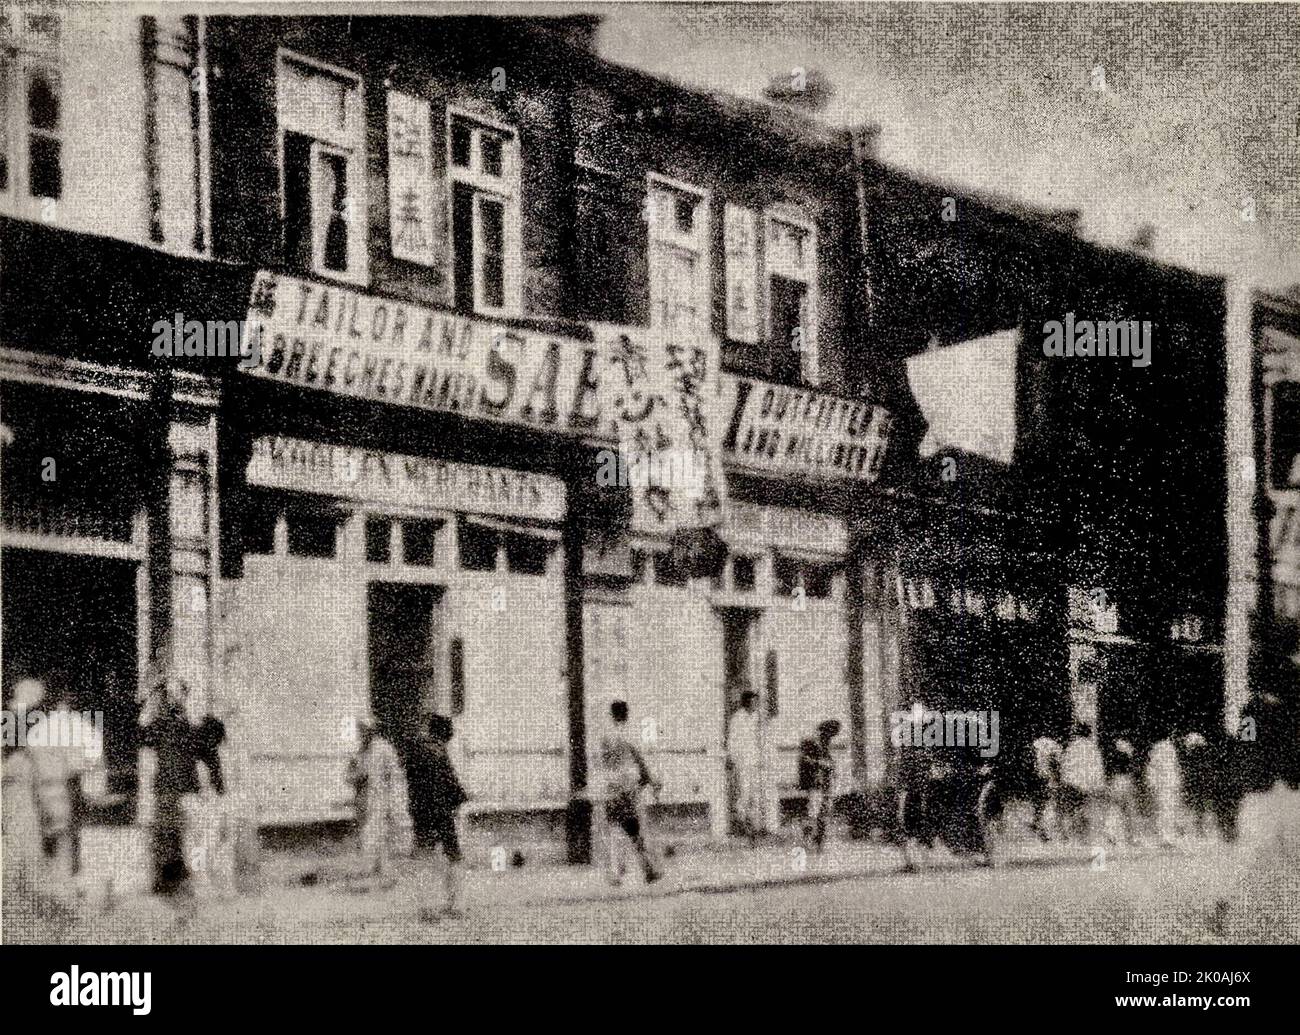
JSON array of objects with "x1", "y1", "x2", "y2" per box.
[{"x1": 2, "y1": 9, "x2": 902, "y2": 861}]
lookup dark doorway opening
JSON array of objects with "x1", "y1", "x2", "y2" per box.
[
  {"x1": 718, "y1": 606, "x2": 760, "y2": 834},
  {"x1": 367, "y1": 582, "x2": 444, "y2": 744},
  {"x1": 1, "y1": 548, "x2": 139, "y2": 822}
]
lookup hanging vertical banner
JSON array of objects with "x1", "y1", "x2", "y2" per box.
[
  {"x1": 386, "y1": 91, "x2": 436, "y2": 266},
  {"x1": 596, "y1": 324, "x2": 727, "y2": 536},
  {"x1": 724, "y1": 204, "x2": 759, "y2": 344}
]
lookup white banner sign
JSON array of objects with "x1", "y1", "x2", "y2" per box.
[
  {"x1": 243, "y1": 271, "x2": 608, "y2": 438},
  {"x1": 719, "y1": 374, "x2": 892, "y2": 483},
  {"x1": 596, "y1": 324, "x2": 727, "y2": 535},
  {"x1": 386, "y1": 91, "x2": 437, "y2": 266},
  {"x1": 247, "y1": 434, "x2": 566, "y2": 522}
]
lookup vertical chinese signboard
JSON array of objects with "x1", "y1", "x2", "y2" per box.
[
  {"x1": 598, "y1": 325, "x2": 727, "y2": 536},
  {"x1": 386, "y1": 91, "x2": 436, "y2": 266},
  {"x1": 723, "y1": 205, "x2": 760, "y2": 345}
]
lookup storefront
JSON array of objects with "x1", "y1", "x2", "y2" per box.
[
  {"x1": 220, "y1": 432, "x2": 570, "y2": 824},
  {"x1": 0, "y1": 370, "x2": 154, "y2": 818},
  {"x1": 216, "y1": 270, "x2": 634, "y2": 828}
]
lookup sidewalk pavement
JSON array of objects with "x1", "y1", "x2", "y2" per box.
[{"x1": 188, "y1": 832, "x2": 1156, "y2": 926}]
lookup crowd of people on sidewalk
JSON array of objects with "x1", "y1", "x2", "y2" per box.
[
  {"x1": 1023, "y1": 723, "x2": 1246, "y2": 850},
  {"x1": 3, "y1": 666, "x2": 1291, "y2": 930}
]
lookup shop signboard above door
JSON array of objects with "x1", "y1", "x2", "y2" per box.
[
  {"x1": 243, "y1": 272, "x2": 730, "y2": 535},
  {"x1": 246, "y1": 434, "x2": 566, "y2": 523},
  {"x1": 242, "y1": 271, "x2": 608, "y2": 438}
]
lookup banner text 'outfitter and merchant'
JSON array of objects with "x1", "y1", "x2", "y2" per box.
[{"x1": 721, "y1": 377, "x2": 892, "y2": 482}]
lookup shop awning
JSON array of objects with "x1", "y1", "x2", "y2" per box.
[{"x1": 460, "y1": 513, "x2": 563, "y2": 540}]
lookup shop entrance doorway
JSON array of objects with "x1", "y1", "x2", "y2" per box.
[
  {"x1": 366, "y1": 582, "x2": 445, "y2": 743},
  {"x1": 1, "y1": 547, "x2": 140, "y2": 819},
  {"x1": 717, "y1": 606, "x2": 764, "y2": 835}
]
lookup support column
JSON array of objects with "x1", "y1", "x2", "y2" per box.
[
  {"x1": 142, "y1": 373, "x2": 220, "y2": 886},
  {"x1": 1225, "y1": 277, "x2": 1255, "y2": 737},
  {"x1": 562, "y1": 492, "x2": 592, "y2": 865},
  {"x1": 861, "y1": 552, "x2": 901, "y2": 789},
  {"x1": 845, "y1": 534, "x2": 868, "y2": 791}
]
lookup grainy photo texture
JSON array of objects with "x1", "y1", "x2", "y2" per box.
[{"x1": 1, "y1": 0, "x2": 1299, "y2": 947}]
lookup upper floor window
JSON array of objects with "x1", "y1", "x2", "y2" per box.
[
  {"x1": 723, "y1": 201, "x2": 820, "y2": 385},
  {"x1": 276, "y1": 51, "x2": 365, "y2": 283},
  {"x1": 1270, "y1": 380, "x2": 1300, "y2": 489},
  {"x1": 448, "y1": 110, "x2": 521, "y2": 316},
  {"x1": 0, "y1": 6, "x2": 63, "y2": 208},
  {"x1": 24, "y1": 67, "x2": 59, "y2": 199},
  {"x1": 647, "y1": 175, "x2": 709, "y2": 339},
  {"x1": 765, "y1": 208, "x2": 817, "y2": 385}
]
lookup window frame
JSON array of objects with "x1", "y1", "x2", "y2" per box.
[
  {"x1": 646, "y1": 172, "x2": 711, "y2": 337},
  {"x1": 0, "y1": 54, "x2": 63, "y2": 209},
  {"x1": 275, "y1": 48, "x2": 366, "y2": 285},
  {"x1": 446, "y1": 106, "x2": 522, "y2": 317},
  {"x1": 763, "y1": 204, "x2": 819, "y2": 385},
  {"x1": 0, "y1": 52, "x2": 13, "y2": 199}
]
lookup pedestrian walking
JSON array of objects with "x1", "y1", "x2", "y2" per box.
[
  {"x1": 402, "y1": 714, "x2": 469, "y2": 920},
  {"x1": 185, "y1": 713, "x2": 231, "y2": 899},
  {"x1": 1107, "y1": 738, "x2": 1141, "y2": 846},
  {"x1": 1059, "y1": 723, "x2": 1107, "y2": 842},
  {"x1": 1029, "y1": 733, "x2": 1063, "y2": 841},
  {"x1": 1145, "y1": 736, "x2": 1184, "y2": 848},
  {"x1": 31, "y1": 683, "x2": 90, "y2": 890},
  {"x1": 2, "y1": 677, "x2": 83, "y2": 915},
  {"x1": 347, "y1": 713, "x2": 409, "y2": 886},
  {"x1": 726, "y1": 689, "x2": 768, "y2": 843},
  {"x1": 596, "y1": 700, "x2": 662, "y2": 886},
  {"x1": 1179, "y1": 731, "x2": 1213, "y2": 839},
  {"x1": 798, "y1": 719, "x2": 840, "y2": 853}
]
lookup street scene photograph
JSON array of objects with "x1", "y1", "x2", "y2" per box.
[{"x1": 1, "y1": 0, "x2": 1299, "y2": 966}]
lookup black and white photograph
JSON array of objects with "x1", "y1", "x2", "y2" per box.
[{"x1": 0, "y1": 0, "x2": 1298, "y2": 984}]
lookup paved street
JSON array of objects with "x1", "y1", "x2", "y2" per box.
[{"x1": 35, "y1": 787, "x2": 1298, "y2": 945}]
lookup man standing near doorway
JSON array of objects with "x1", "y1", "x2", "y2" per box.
[{"x1": 726, "y1": 689, "x2": 768, "y2": 844}]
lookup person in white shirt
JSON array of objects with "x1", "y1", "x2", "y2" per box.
[
  {"x1": 1029, "y1": 735, "x2": 1064, "y2": 840},
  {"x1": 1146, "y1": 737, "x2": 1184, "y2": 848},
  {"x1": 596, "y1": 700, "x2": 661, "y2": 886},
  {"x1": 347, "y1": 713, "x2": 409, "y2": 888},
  {"x1": 726, "y1": 690, "x2": 767, "y2": 844},
  {"x1": 1060, "y1": 723, "x2": 1107, "y2": 842}
]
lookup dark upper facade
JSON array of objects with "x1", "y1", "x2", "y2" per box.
[{"x1": 202, "y1": 14, "x2": 863, "y2": 395}]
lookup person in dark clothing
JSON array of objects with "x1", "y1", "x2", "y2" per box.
[
  {"x1": 138, "y1": 679, "x2": 226, "y2": 896},
  {"x1": 798, "y1": 719, "x2": 841, "y2": 852},
  {"x1": 1209, "y1": 734, "x2": 1245, "y2": 844},
  {"x1": 402, "y1": 713, "x2": 468, "y2": 920},
  {"x1": 1180, "y1": 731, "x2": 1223, "y2": 839}
]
